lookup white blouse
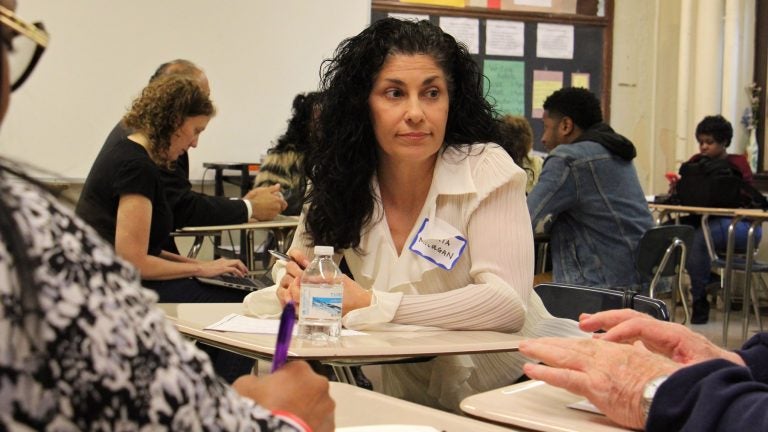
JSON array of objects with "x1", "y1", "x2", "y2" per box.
[{"x1": 253, "y1": 144, "x2": 583, "y2": 412}]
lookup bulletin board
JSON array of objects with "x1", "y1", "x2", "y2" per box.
[{"x1": 371, "y1": 0, "x2": 613, "y2": 152}]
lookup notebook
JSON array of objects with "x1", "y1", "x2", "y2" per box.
[{"x1": 196, "y1": 273, "x2": 273, "y2": 292}]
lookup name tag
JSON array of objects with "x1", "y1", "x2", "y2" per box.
[{"x1": 408, "y1": 217, "x2": 467, "y2": 270}]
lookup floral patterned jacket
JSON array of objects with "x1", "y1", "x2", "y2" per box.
[{"x1": 0, "y1": 159, "x2": 304, "y2": 431}]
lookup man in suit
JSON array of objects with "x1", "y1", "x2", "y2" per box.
[{"x1": 98, "y1": 60, "x2": 287, "y2": 243}]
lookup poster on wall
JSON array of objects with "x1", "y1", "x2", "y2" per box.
[
  {"x1": 483, "y1": 59, "x2": 526, "y2": 115},
  {"x1": 485, "y1": 20, "x2": 525, "y2": 56},
  {"x1": 536, "y1": 23, "x2": 574, "y2": 59},
  {"x1": 439, "y1": 16, "x2": 480, "y2": 54},
  {"x1": 532, "y1": 69, "x2": 563, "y2": 118},
  {"x1": 571, "y1": 72, "x2": 590, "y2": 89}
]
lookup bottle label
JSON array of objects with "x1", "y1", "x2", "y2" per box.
[
  {"x1": 408, "y1": 217, "x2": 467, "y2": 270},
  {"x1": 300, "y1": 283, "x2": 342, "y2": 320}
]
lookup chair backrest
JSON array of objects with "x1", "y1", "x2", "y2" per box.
[
  {"x1": 636, "y1": 225, "x2": 695, "y2": 279},
  {"x1": 534, "y1": 283, "x2": 630, "y2": 321},
  {"x1": 534, "y1": 283, "x2": 670, "y2": 321},
  {"x1": 631, "y1": 294, "x2": 670, "y2": 321}
]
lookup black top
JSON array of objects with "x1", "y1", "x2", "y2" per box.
[
  {"x1": 101, "y1": 122, "x2": 249, "y2": 229},
  {"x1": 76, "y1": 138, "x2": 172, "y2": 256}
]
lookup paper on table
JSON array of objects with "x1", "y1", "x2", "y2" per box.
[
  {"x1": 567, "y1": 398, "x2": 604, "y2": 415},
  {"x1": 204, "y1": 313, "x2": 367, "y2": 336}
]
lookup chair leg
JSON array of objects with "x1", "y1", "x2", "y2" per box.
[
  {"x1": 752, "y1": 275, "x2": 765, "y2": 333},
  {"x1": 676, "y1": 273, "x2": 690, "y2": 325}
]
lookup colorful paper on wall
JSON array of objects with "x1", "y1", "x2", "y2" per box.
[
  {"x1": 571, "y1": 72, "x2": 590, "y2": 90},
  {"x1": 439, "y1": 17, "x2": 480, "y2": 54},
  {"x1": 483, "y1": 60, "x2": 525, "y2": 115},
  {"x1": 532, "y1": 70, "x2": 563, "y2": 118}
]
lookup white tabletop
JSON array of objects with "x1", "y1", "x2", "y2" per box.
[
  {"x1": 461, "y1": 380, "x2": 629, "y2": 432},
  {"x1": 178, "y1": 215, "x2": 299, "y2": 232},
  {"x1": 332, "y1": 382, "x2": 515, "y2": 431},
  {"x1": 158, "y1": 303, "x2": 525, "y2": 363}
]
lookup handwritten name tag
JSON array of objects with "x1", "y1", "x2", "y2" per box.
[{"x1": 408, "y1": 217, "x2": 467, "y2": 270}]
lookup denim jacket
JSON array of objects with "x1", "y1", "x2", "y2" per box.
[{"x1": 527, "y1": 137, "x2": 653, "y2": 291}]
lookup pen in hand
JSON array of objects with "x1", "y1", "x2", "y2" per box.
[
  {"x1": 271, "y1": 300, "x2": 296, "y2": 373},
  {"x1": 268, "y1": 249, "x2": 293, "y2": 263},
  {"x1": 269, "y1": 249, "x2": 307, "y2": 270}
]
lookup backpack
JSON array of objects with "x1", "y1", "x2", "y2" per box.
[{"x1": 674, "y1": 157, "x2": 768, "y2": 209}]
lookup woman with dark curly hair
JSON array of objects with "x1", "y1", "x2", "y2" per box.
[
  {"x1": 76, "y1": 75, "x2": 248, "y2": 303},
  {"x1": 268, "y1": 18, "x2": 580, "y2": 411}
]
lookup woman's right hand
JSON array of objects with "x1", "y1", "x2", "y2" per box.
[
  {"x1": 197, "y1": 258, "x2": 248, "y2": 278},
  {"x1": 277, "y1": 249, "x2": 310, "y2": 306}
]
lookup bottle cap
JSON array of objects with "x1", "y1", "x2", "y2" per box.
[{"x1": 313, "y1": 245, "x2": 334, "y2": 256}]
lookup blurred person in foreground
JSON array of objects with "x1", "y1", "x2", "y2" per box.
[{"x1": 0, "y1": 2, "x2": 333, "y2": 430}]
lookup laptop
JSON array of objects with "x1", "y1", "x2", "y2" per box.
[{"x1": 196, "y1": 273, "x2": 273, "y2": 292}]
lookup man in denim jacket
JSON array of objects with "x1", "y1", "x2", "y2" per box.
[{"x1": 528, "y1": 88, "x2": 653, "y2": 291}]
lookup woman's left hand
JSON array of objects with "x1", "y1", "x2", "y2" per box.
[
  {"x1": 278, "y1": 273, "x2": 372, "y2": 316},
  {"x1": 341, "y1": 275, "x2": 372, "y2": 316}
]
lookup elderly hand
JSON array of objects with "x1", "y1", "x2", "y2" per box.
[
  {"x1": 578, "y1": 309, "x2": 745, "y2": 366},
  {"x1": 519, "y1": 337, "x2": 681, "y2": 430},
  {"x1": 232, "y1": 361, "x2": 335, "y2": 432},
  {"x1": 245, "y1": 184, "x2": 288, "y2": 221}
]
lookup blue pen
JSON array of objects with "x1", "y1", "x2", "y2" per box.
[{"x1": 271, "y1": 300, "x2": 296, "y2": 372}]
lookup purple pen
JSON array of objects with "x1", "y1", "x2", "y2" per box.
[{"x1": 271, "y1": 300, "x2": 296, "y2": 372}]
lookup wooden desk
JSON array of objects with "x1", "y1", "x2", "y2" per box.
[
  {"x1": 178, "y1": 215, "x2": 299, "y2": 270},
  {"x1": 727, "y1": 209, "x2": 768, "y2": 343},
  {"x1": 648, "y1": 203, "x2": 737, "y2": 225},
  {"x1": 648, "y1": 204, "x2": 764, "y2": 346},
  {"x1": 333, "y1": 382, "x2": 514, "y2": 431},
  {"x1": 461, "y1": 380, "x2": 629, "y2": 432},
  {"x1": 158, "y1": 302, "x2": 526, "y2": 384}
]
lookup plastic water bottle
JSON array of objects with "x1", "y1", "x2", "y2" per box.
[{"x1": 297, "y1": 245, "x2": 343, "y2": 341}]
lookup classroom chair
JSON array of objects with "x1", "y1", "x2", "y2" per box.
[
  {"x1": 635, "y1": 225, "x2": 694, "y2": 324},
  {"x1": 534, "y1": 283, "x2": 669, "y2": 321}
]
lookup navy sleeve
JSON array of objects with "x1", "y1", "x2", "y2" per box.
[
  {"x1": 647, "y1": 333, "x2": 768, "y2": 431},
  {"x1": 736, "y1": 333, "x2": 768, "y2": 383}
]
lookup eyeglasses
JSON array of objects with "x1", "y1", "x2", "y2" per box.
[{"x1": 0, "y1": 5, "x2": 49, "y2": 92}]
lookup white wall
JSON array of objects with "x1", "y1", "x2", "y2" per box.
[{"x1": 0, "y1": 0, "x2": 370, "y2": 181}]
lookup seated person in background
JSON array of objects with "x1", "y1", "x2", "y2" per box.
[
  {"x1": 519, "y1": 309, "x2": 768, "y2": 431},
  {"x1": 498, "y1": 114, "x2": 543, "y2": 194},
  {"x1": 681, "y1": 115, "x2": 761, "y2": 324},
  {"x1": 101, "y1": 59, "x2": 287, "y2": 236},
  {"x1": 273, "y1": 18, "x2": 581, "y2": 412},
  {"x1": 0, "y1": 3, "x2": 334, "y2": 430},
  {"x1": 255, "y1": 91, "x2": 322, "y2": 216},
  {"x1": 76, "y1": 75, "x2": 250, "y2": 303},
  {"x1": 527, "y1": 87, "x2": 653, "y2": 292}
]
